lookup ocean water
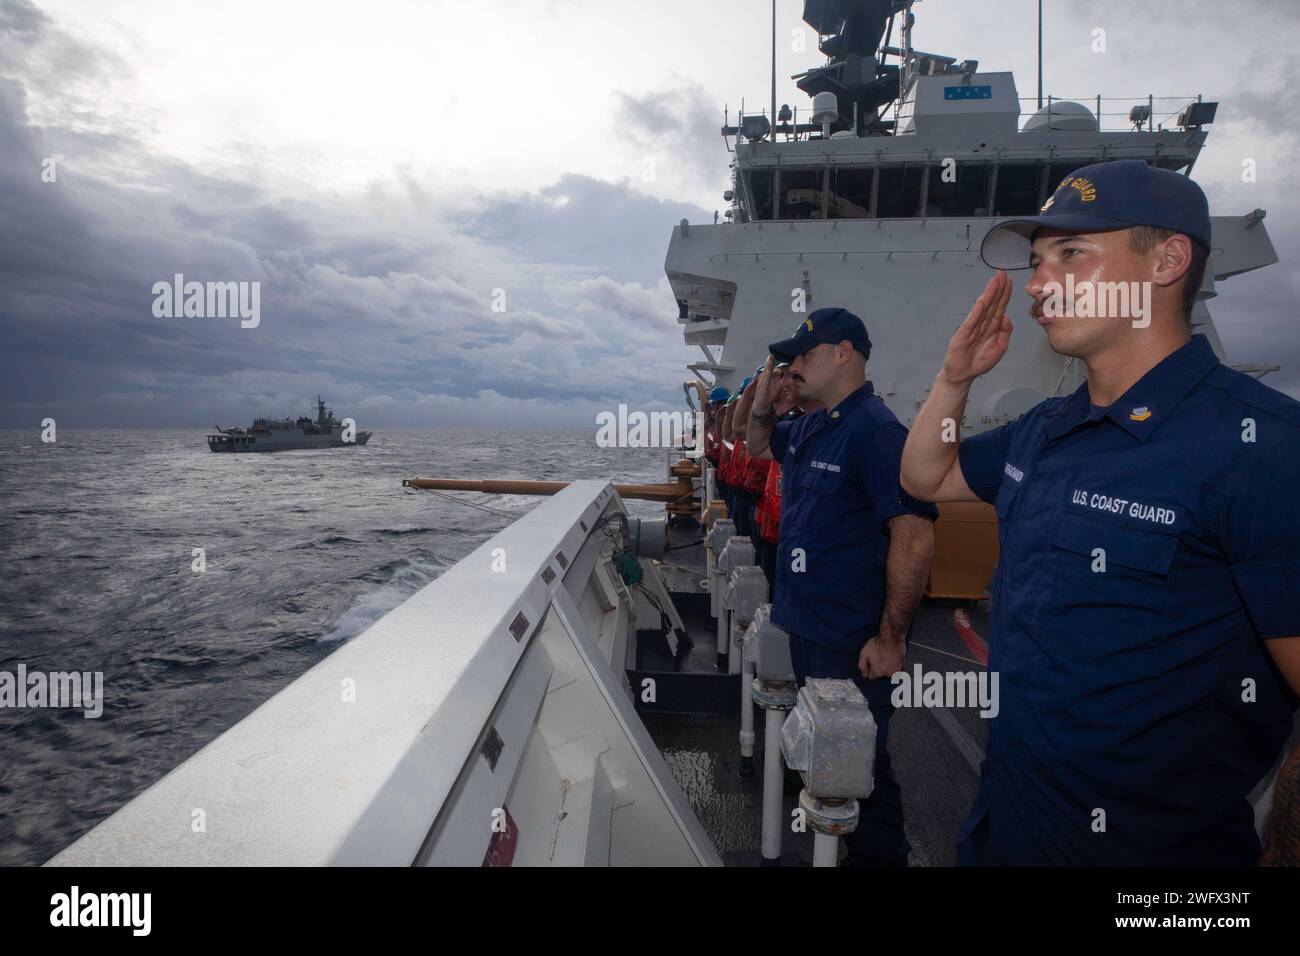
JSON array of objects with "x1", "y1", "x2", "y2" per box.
[{"x1": 0, "y1": 428, "x2": 670, "y2": 865}]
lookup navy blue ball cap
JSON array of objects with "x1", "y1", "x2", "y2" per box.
[
  {"x1": 768, "y1": 307, "x2": 872, "y2": 360},
  {"x1": 980, "y1": 160, "x2": 1212, "y2": 270}
]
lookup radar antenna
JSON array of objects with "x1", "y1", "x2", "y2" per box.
[{"x1": 793, "y1": 0, "x2": 910, "y2": 133}]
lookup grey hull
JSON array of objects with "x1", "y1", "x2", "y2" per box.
[{"x1": 208, "y1": 431, "x2": 372, "y2": 452}]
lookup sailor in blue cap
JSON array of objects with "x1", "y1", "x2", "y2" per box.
[
  {"x1": 718, "y1": 391, "x2": 740, "y2": 516},
  {"x1": 749, "y1": 306, "x2": 938, "y2": 865},
  {"x1": 902, "y1": 159, "x2": 1300, "y2": 865},
  {"x1": 704, "y1": 386, "x2": 729, "y2": 474}
]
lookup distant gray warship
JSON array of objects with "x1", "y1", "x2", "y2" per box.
[{"x1": 207, "y1": 397, "x2": 371, "y2": 452}]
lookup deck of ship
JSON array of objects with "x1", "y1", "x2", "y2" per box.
[{"x1": 635, "y1": 517, "x2": 989, "y2": 866}]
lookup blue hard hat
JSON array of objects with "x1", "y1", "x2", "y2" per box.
[
  {"x1": 708, "y1": 386, "x2": 729, "y2": 403},
  {"x1": 981, "y1": 159, "x2": 1212, "y2": 270}
]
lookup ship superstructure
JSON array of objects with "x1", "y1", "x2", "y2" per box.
[
  {"x1": 667, "y1": 0, "x2": 1278, "y2": 432},
  {"x1": 207, "y1": 396, "x2": 371, "y2": 452}
]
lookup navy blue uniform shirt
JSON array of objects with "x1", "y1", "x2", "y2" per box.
[
  {"x1": 958, "y1": 334, "x2": 1300, "y2": 865},
  {"x1": 769, "y1": 382, "x2": 937, "y2": 654}
]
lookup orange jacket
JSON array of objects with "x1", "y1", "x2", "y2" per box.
[
  {"x1": 729, "y1": 439, "x2": 747, "y2": 486},
  {"x1": 754, "y1": 461, "x2": 783, "y2": 543},
  {"x1": 740, "y1": 448, "x2": 771, "y2": 495},
  {"x1": 728, "y1": 439, "x2": 749, "y2": 488}
]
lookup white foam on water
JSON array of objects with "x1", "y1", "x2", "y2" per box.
[{"x1": 318, "y1": 556, "x2": 448, "y2": 644}]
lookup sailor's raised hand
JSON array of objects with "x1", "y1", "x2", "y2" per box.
[
  {"x1": 751, "y1": 354, "x2": 780, "y2": 415},
  {"x1": 941, "y1": 271, "x2": 1014, "y2": 387}
]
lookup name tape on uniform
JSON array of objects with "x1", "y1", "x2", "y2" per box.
[{"x1": 1071, "y1": 489, "x2": 1177, "y2": 525}]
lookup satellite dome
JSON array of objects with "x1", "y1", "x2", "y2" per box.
[
  {"x1": 1023, "y1": 100, "x2": 1097, "y2": 131},
  {"x1": 811, "y1": 92, "x2": 839, "y2": 125}
]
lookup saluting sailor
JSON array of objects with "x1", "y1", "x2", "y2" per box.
[
  {"x1": 901, "y1": 159, "x2": 1300, "y2": 865},
  {"x1": 742, "y1": 361, "x2": 803, "y2": 594},
  {"x1": 704, "y1": 386, "x2": 729, "y2": 470},
  {"x1": 749, "y1": 307, "x2": 937, "y2": 866}
]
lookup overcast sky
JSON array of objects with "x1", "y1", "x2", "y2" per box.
[{"x1": 2, "y1": 0, "x2": 1298, "y2": 428}]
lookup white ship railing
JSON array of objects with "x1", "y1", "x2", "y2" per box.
[
  {"x1": 729, "y1": 93, "x2": 1208, "y2": 146},
  {"x1": 49, "y1": 480, "x2": 720, "y2": 867},
  {"x1": 1018, "y1": 95, "x2": 1206, "y2": 133}
]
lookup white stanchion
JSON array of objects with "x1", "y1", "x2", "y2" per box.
[{"x1": 762, "y1": 706, "x2": 784, "y2": 861}]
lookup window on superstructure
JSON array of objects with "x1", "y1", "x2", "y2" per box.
[
  {"x1": 746, "y1": 171, "x2": 774, "y2": 221},
  {"x1": 876, "y1": 165, "x2": 927, "y2": 218},
  {"x1": 992, "y1": 163, "x2": 1041, "y2": 216},
  {"x1": 924, "y1": 163, "x2": 991, "y2": 217},
  {"x1": 780, "y1": 169, "x2": 824, "y2": 220},
  {"x1": 827, "y1": 167, "x2": 875, "y2": 219}
]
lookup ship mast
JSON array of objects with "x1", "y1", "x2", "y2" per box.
[
  {"x1": 1037, "y1": 0, "x2": 1044, "y2": 109},
  {"x1": 770, "y1": 0, "x2": 777, "y2": 132},
  {"x1": 899, "y1": 0, "x2": 913, "y2": 111}
]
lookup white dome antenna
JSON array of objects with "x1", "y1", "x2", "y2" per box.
[
  {"x1": 1024, "y1": 100, "x2": 1097, "y2": 132},
  {"x1": 811, "y1": 91, "x2": 839, "y2": 138}
]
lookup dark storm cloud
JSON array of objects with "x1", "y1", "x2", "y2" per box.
[
  {"x1": 0, "y1": 0, "x2": 43, "y2": 36},
  {"x1": 2, "y1": 0, "x2": 1297, "y2": 430},
  {"x1": 468, "y1": 174, "x2": 708, "y2": 288},
  {"x1": 0, "y1": 11, "x2": 707, "y2": 429},
  {"x1": 614, "y1": 82, "x2": 730, "y2": 199},
  {"x1": 1132, "y1": 0, "x2": 1300, "y2": 135},
  {"x1": 0, "y1": 0, "x2": 127, "y2": 105}
]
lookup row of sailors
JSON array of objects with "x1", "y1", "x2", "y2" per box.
[
  {"x1": 698, "y1": 312, "x2": 929, "y2": 867},
  {"x1": 703, "y1": 305, "x2": 1300, "y2": 867},
  {"x1": 703, "y1": 365, "x2": 810, "y2": 596},
  {"x1": 687, "y1": 160, "x2": 1300, "y2": 867}
]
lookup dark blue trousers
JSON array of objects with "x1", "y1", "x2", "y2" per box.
[
  {"x1": 755, "y1": 537, "x2": 777, "y2": 598},
  {"x1": 788, "y1": 632, "x2": 909, "y2": 866},
  {"x1": 732, "y1": 490, "x2": 754, "y2": 538}
]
